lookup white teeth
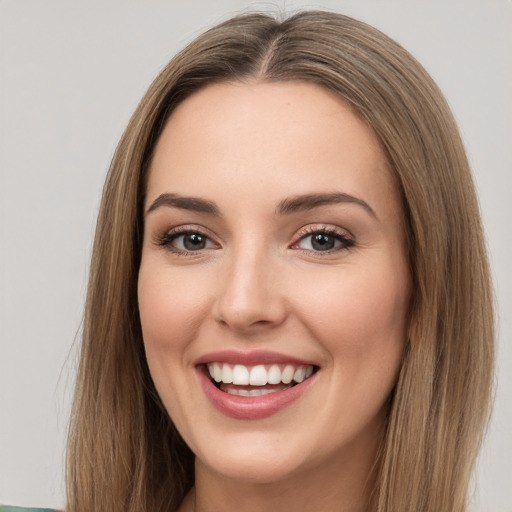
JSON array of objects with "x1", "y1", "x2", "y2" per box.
[
  {"x1": 293, "y1": 367, "x2": 306, "y2": 383},
  {"x1": 212, "y1": 363, "x2": 222, "y2": 382},
  {"x1": 281, "y1": 365, "x2": 295, "y2": 384},
  {"x1": 267, "y1": 364, "x2": 281, "y2": 384},
  {"x1": 249, "y1": 365, "x2": 267, "y2": 386},
  {"x1": 232, "y1": 364, "x2": 250, "y2": 385},
  {"x1": 207, "y1": 362, "x2": 315, "y2": 386},
  {"x1": 225, "y1": 387, "x2": 289, "y2": 397},
  {"x1": 221, "y1": 364, "x2": 233, "y2": 383},
  {"x1": 249, "y1": 388, "x2": 276, "y2": 396}
]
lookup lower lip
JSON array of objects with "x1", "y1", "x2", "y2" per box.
[{"x1": 197, "y1": 368, "x2": 316, "y2": 420}]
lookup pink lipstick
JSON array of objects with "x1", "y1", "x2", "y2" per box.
[{"x1": 196, "y1": 350, "x2": 318, "y2": 420}]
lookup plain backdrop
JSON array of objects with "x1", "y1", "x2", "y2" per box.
[{"x1": 1, "y1": 0, "x2": 511, "y2": 510}]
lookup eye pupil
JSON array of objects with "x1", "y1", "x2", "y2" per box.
[
  {"x1": 184, "y1": 233, "x2": 206, "y2": 250},
  {"x1": 311, "y1": 233, "x2": 335, "y2": 251}
]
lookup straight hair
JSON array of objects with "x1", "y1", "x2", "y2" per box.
[{"x1": 66, "y1": 11, "x2": 494, "y2": 512}]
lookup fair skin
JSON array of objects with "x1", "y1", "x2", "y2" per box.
[{"x1": 138, "y1": 81, "x2": 411, "y2": 512}]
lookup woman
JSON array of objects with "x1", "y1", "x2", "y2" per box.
[{"x1": 58, "y1": 9, "x2": 493, "y2": 512}]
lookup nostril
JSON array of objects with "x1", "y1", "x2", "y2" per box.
[{"x1": 213, "y1": 275, "x2": 288, "y2": 332}]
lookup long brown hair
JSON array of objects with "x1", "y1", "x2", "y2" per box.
[{"x1": 66, "y1": 11, "x2": 494, "y2": 512}]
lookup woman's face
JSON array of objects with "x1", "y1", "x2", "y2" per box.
[{"x1": 138, "y1": 81, "x2": 411, "y2": 484}]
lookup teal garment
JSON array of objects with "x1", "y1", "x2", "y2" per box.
[{"x1": 0, "y1": 507, "x2": 57, "y2": 512}]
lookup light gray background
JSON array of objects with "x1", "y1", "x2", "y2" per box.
[{"x1": 1, "y1": 0, "x2": 510, "y2": 510}]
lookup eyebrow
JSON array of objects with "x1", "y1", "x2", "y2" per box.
[
  {"x1": 276, "y1": 192, "x2": 377, "y2": 219},
  {"x1": 145, "y1": 191, "x2": 377, "y2": 219},
  {"x1": 146, "y1": 193, "x2": 221, "y2": 216}
]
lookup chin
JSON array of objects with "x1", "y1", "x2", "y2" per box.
[
  {"x1": 198, "y1": 448, "x2": 309, "y2": 485},
  {"x1": 187, "y1": 425, "x2": 300, "y2": 480}
]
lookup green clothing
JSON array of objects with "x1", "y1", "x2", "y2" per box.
[{"x1": 0, "y1": 507, "x2": 57, "y2": 512}]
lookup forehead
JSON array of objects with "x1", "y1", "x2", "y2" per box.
[{"x1": 147, "y1": 81, "x2": 401, "y2": 221}]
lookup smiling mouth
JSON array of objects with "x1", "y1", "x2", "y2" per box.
[{"x1": 205, "y1": 362, "x2": 318, "y2": 397}]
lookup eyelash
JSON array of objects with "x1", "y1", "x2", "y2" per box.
[
  {"x1": 291, "y1": 226, "x2": 355, "y2": 254},
  {"x1": 155, "y1": 226, "x2": 217, "y2": 256},
  {"x1": 155, "y1": 225, "x2": 354, "y2": 256}
]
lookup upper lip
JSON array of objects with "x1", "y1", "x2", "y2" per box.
[{"x1": 195, "y1": 350, "x2": 317, "y2": 367}]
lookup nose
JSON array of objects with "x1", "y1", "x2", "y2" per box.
[{"x1": 213, "y1": 248, "x2": 287, "y2": 334}]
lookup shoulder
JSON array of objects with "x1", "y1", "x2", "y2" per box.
[{"x1": 0, "y1": 507, "x2": 59, "y2": 512}]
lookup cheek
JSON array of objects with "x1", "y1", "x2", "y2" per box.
[
  {"x1": 137, "y1": 262, "x2": 211, "y2": 427},
  {"x1": 138, "y1": 263, "x2": 211, "y2": 353},
  {"x1": 293, "y1": 261, "x2": 410, "y2": 368}
]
